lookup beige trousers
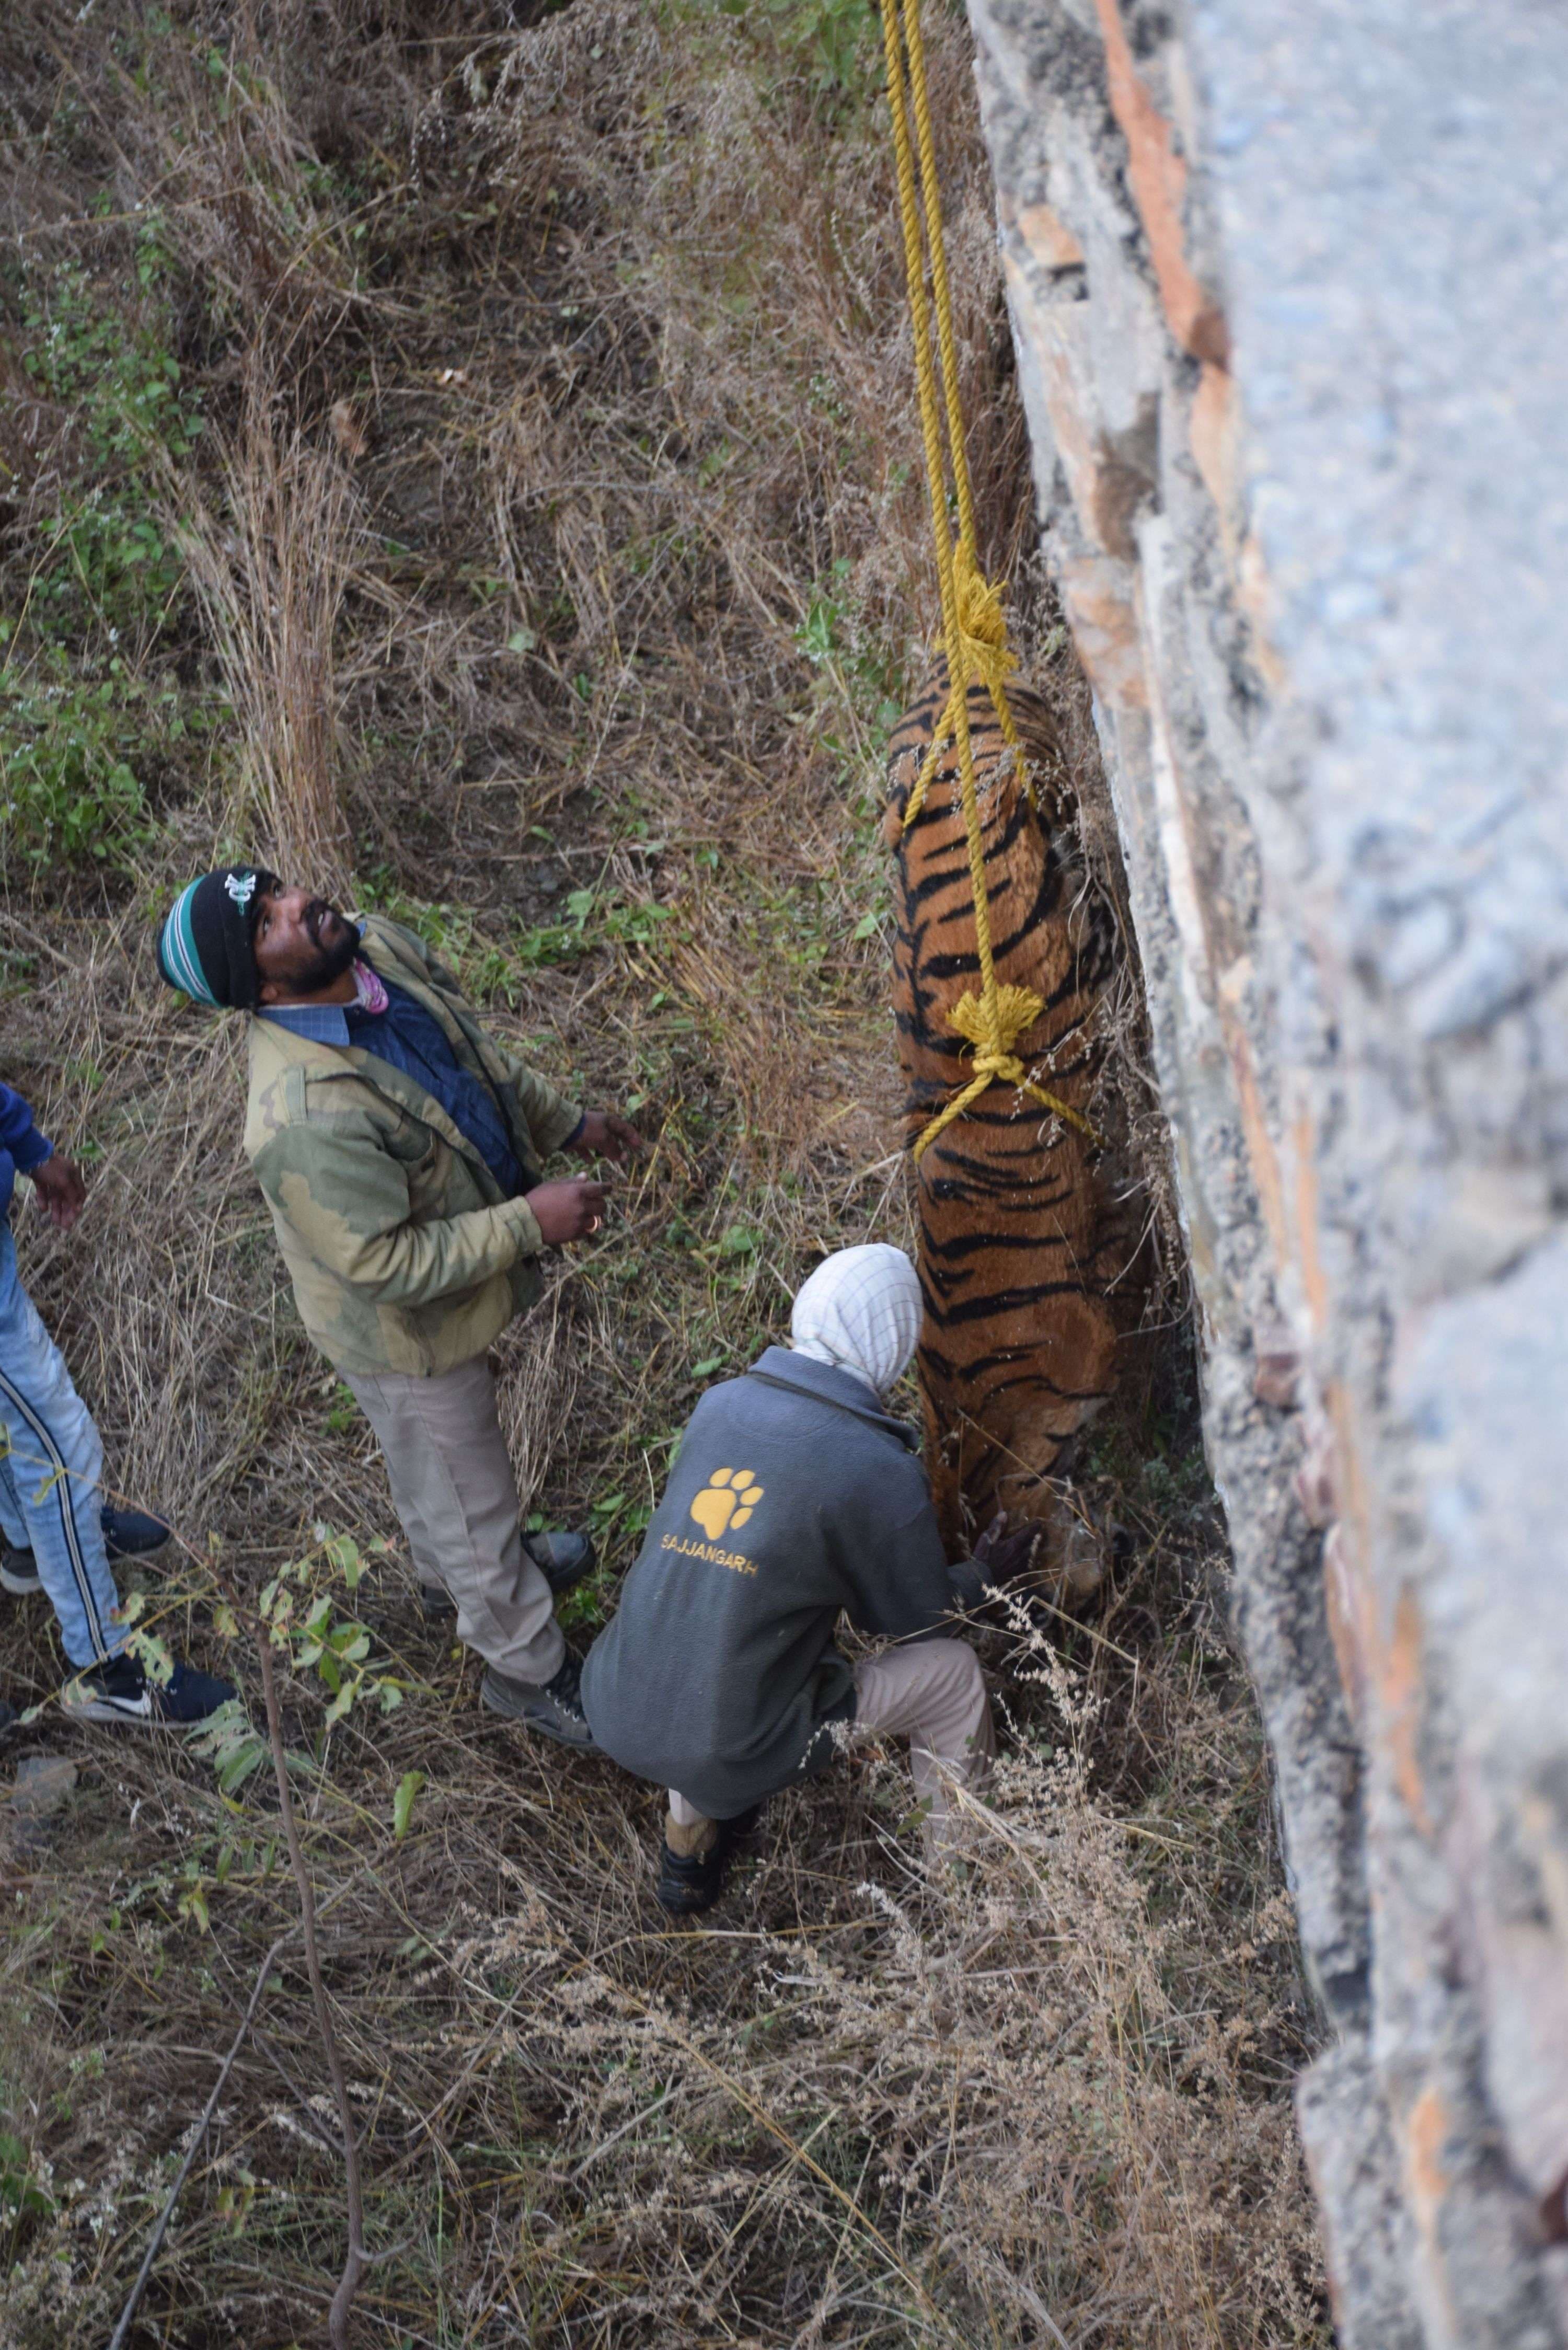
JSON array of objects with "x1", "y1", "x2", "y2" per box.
[
  {"x1": 667, "y1": 1638, "x2": 994, "y2": 1855},
  {"x1": 345, "y1": 1355, "x2": 564, "y2": 1686}
]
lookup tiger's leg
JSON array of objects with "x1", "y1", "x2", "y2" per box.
[
  {"x1": 918, "y1": 1345, "x2": 963, "y2": 1552},
  {"x1": 969, "y1": 1366, "x2": 1115, "y2": 1601}
]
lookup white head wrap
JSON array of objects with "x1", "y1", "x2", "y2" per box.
[{"x1": 789, "y1": 1243, "x2": 923, "y2": 1399}]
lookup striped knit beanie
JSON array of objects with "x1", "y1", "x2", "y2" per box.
[{"x1": 156, "y1": 867, "x2": 279, "y2": 1009}]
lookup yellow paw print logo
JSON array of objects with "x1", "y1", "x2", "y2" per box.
[{"x1": 690, "y1": 1467, "x2": 764, "y2": 1540}]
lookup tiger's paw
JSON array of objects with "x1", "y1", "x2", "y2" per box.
[{"x1": 690, "y1": 1468, "x2": 765, "y2": 1541}]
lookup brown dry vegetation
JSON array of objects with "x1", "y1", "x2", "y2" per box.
[{"x1": 0, "y1": 4, "x2": 1328, "y2": 2344}]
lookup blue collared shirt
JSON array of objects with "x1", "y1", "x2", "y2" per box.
[{"x1": 263, "y1": 966, "x2": 528, "y2": 1197}]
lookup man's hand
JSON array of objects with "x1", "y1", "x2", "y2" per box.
[
  {"x1": 29, "y1": 1154, "x2": 86, "y2": 1233},
  {"x1": 529, "y1": 1177, "x2": 610, "y2": 1247},
  {"x1": 568, "y1": 1110, "x2": 647, "y2": 1167}
]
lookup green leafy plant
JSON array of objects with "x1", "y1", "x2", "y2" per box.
[
  {"x1": 795, "y1": 561, "x2": 903, "y2": 717},
  {"x1": 215, "y1": 2172, "x2": 257, "y2": 2236},
  {"x1": 724, "y1": 0, "x2": 877, "y2": 102},
  {"x1": 186, "y1": 1699, "x2": 276, "y2": 1799},
  {"x1": 356, "y1": 874, "x2": 678, "y2": 1000},
  {"x1": 19, "y1": 255, "x2": 202, "y2": 645},
  {"x1": 393, "y1": 1771, "x2": 426, "y2": 1842},
  {"x1": 786, "y1": 0, "x2": 877, "y2": 93},
  {"x1": 0, "y1": 2133, "x2": 55, "y2": 2265},
  {"x1": 260, "y1": 1529, "x2": 409, "y2": 1730},
  {"x1": 175, "y1": 1528, "x2": 411, "y2": 1799},
  {"x1": 0, "y1": 661, "x2": 154, "y2": 872},
  {"x1": 0, "y1": 249, "x2": 204, "y2": 876}
]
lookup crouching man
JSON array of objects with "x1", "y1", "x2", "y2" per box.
[
  {"x1": 581, "y1": 1243, "x2": 1005, "y2": 1913},
  {"x1": 156, "y1": 868, "x2": 643, "y2": 1747}
]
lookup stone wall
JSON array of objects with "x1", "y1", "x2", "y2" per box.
[{"x1": 963, "y1": 1, "x2": 1568, "y2": 2342}]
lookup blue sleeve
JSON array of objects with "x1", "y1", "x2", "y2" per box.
[{"x1": 0, "y1": 1083, "x2": 52, "y2": 1174}]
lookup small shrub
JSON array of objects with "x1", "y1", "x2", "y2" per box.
[
  {"x1": 18, "y1": 253, "x2": 201, "y2": 647},
  {"x1": 356, "y1": 878, "x2": 678, "y2": 1001},
  {"x1": 0, "y1": 660, "x2": 153, "y2": 874},
  {"x1": 725, "y1": 0, "x2": 879, "y2": 103},
  {"x1": 0, "y1": 2130, "x2": 55, "y2": 2267}
]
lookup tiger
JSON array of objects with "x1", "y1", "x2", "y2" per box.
[{"x1": 884, "y1": 657, "x2": 1135, "y2": 1596}]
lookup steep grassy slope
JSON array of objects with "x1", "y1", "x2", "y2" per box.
[{"x1": 0, "y1": 6, "x2": 1327, "y2": 2343}]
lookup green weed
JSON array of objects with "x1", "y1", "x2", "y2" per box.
[
  {"x1": 795, "y1": 560, "x2": 909, "y2": 819},
  {"x1": 0, "y1": 659, "x2": 154, "y2": 873},
  {"x1": 18, "y1": 252, "x2": 201, "y2": 647},
  {"x1": 725, "y1": 0, "x2": 879, "y2": 105},
  {"x1": 357, "y1": 876, "x2": 679, "y2": 1002},
  {"x1": 0, "y1": 244, "x2": 204, "y2": 876},
  {"x1": 0, "y1": 2132, "x2": 54, "y2": 2264}
]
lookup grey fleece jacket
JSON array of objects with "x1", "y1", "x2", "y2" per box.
[{"x1": 579, "y1": 1345, "x2": 956, "y2": 1819}]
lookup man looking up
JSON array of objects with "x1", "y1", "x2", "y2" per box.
[{"x1": 156, "y1": 867, "x2": 644, "y2": 1748}]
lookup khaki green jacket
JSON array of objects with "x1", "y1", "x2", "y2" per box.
[{"x1": 245, "y1": 915, "x2": 581, "y2": 1378}]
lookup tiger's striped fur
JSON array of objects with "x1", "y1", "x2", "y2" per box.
[{"x1": 885, "y1": 659, "x2": 1132, "y2": 1588}]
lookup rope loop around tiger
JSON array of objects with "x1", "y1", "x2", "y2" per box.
[
  {"x1": 880, "y1": 0, "x2": 1103, "y2": 1161},
  {"x1": 898, "y1": 545, "x2": 1025, "y2": 833},
  {"x1": 912, "y1": 985, "x2": 1098, "y2": 1163}
]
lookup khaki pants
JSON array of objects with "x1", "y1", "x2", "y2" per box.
[
  {"x1": 667, "y1": 1638, "x2": 994, "y2": 1856},
  {"x1": 345, "y1": 1355, "x2": 563, "y2": 1686}
]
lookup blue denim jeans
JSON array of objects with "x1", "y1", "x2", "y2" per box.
[{"x1": 0, "y1": 1223, "x2": 123, "y2": 1666}]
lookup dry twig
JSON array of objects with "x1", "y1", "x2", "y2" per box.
[
  {"x1": 254, "y1": 1626, "x2": 366, "y2": 2348},
  {"x1": 105, "y1": 1928, "x2": 294, "y2": 2350}
]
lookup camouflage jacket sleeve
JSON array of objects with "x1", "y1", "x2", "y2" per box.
[
  {"x1": 490, "y1": 1043, "x2": 582, "y2": 1158},
  {"x1": 252, "y1": 1108, "x2": 545, "y2": 1309}
]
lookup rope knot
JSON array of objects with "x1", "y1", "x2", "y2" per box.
[
  {"x1": 910, "y1": 983, "x2": 1106, "y2": 1164},
  {"x1": 946, "y1": 981, "x2": 1041, "y2": 1062},
  {"x1": 899, "y1": 552, "x2": 1025, "y2": 834},
  {"x1": 950, "y1": 543, "x2": 1016, "y2": 689}
]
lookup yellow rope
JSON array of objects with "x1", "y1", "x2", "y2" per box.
[
  {"x1": 900, "y1": 0, "x2": 981, "y2": 579},
  {"x1": 881, "y1": 0, "x2": 1098, "y2": 1160},
  {"x1": 900, "y1": 541, "x2": 1021, "y2": 831}
]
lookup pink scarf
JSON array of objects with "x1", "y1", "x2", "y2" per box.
[{"x1": 352, "y1": 960, "x2": 389, "y2": 1016}]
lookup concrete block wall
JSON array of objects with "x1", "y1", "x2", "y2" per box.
[{"x1": 962, "y1": 1, "x2": 1568, "y2": 2341}]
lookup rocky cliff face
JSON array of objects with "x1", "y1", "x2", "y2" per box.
[{"x1": 963, "y1": 1, "x2": 1568, "y2": 2341}]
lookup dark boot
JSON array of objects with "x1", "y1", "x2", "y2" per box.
[
  {"x1": 480, "y1": 1649, "x2": 598, "y2": 1750},
  {"x1": 523, "y1": 1528, "x2": 595, "y2": 1594},
  {"x1": 422, "y1": 1527, "x2": 596, "y2": 1622},
  {"x1": 0, "y1": 1542, "x2": 39, "y2": 1598},
  {"x1": 655, "y1": 1806, "x2": 761, "y2": 1915}
]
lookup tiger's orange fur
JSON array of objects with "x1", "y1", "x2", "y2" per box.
[{"x1": 885, "y1": 659, "x2": 1133, "y2": 1587}]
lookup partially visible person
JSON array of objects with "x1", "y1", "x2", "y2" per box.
[
  {"x1": 582, "y1": 1244, "x2": 1020, "y2": 1914},
  {"x1": 156, "y1": 867, "x2": 645, "y2": 1748},
  {"x1": 0, "y1": 1080, "x2": 234, "y2": 1728}
]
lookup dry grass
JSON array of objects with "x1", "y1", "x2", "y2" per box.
[
  {"x1": 176, "y1": 357, "x2": 363, "y2": 894},
  {"x1": 1, "y1": 4, "x2": 1327, "y2": 2344}
]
